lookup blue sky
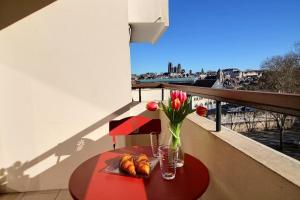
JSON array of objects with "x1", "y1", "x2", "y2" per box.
[{"x1": 130, "y1": 0, "x2": 300, "y2": 74}]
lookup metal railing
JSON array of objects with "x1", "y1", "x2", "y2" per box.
[{"x1": 132, "y1": 83, "x2": 300, "y2": 132}]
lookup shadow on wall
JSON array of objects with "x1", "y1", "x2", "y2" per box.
[
  {"x1": 0, "y1": 101, "x2": 156, "y2": 193},
  {"x1": 0, "y1": 0, "x2": 57, "y2": 30}
]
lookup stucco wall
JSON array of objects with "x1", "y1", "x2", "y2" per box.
[{"x1": 0, "y1": 0, "x2": 132, "y2": 192}]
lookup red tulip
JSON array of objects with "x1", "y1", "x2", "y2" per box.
[
  {"x1": 146, "y1": 101, "x2": 159, "y2": 111},
  {"x1": 172, "y1": 98, "x2": 181, "y2": 111},
  {"x1": 171, "y1": 90, "x2": 180, "y2": 101},
  {"x1": 196, "y1": 106, "x2": 208, "y2": 116},
  {"x1": 178, "y1": 91, "x2": 187, "y2": 104}
]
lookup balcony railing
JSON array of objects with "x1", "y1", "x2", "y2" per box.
[{"x1": 132, "y1": 83, "x2": 300, "y2": 131}]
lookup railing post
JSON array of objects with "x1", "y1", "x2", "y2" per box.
[
  {"x1": 216, "y1": 100, "x2": 221, "y2": 132},
  {"x1": 139, "y1": 88, "x2": 141, "y2": 102},
  {"x1": 161, "y1": 88, "x2": 164, "y2": 101}
]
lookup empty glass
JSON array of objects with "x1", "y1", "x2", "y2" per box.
[
  {"x1": 150, "y1": 132, "x2": 160, "y2": 158},
  {"x1": 158, "y1": 145, "x2": 178, "y2": 180}
]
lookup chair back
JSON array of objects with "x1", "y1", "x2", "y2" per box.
[{"x1": 109, "y1": 116, "x2": 161, "y2": 149}]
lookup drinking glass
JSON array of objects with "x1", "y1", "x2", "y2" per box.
[
  {"x1": 150, "y1": 132, "x2": 160, "y2": 158},
  {"x1": 158, "y1": 145, "x2": 178, "y2": 180}
]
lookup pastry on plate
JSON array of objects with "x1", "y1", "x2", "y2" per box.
[
  {"x1": 119, "y1": 154, "x2": 136, "y2": 176},
  {"x1": 135, "y1": 154, "x2": 150, "y2": 176}
]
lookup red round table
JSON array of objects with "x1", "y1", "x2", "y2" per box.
[{"x1": 69, "y1": 146, "x2": 209, "y2": 200}]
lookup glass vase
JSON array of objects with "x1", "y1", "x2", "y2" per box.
[{"x1": 169, "y1": 122, "x2": 184, "y2": 167}]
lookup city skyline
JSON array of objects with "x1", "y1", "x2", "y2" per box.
[
  {"x1": 132, "y1": 62, "x2": 261, "y2": 75},
  {"x1": 130, "y1": 0, "x2": 300, "y2": 74}
]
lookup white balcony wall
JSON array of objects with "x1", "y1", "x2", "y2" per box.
[
  {"x1": 128, "y1": 0, "x2": 169, "y2": 24},
  {"x1": 128, "y1": 0, "x2": 169, "y2": 43},
  {"x1": 0, "y1": 0, "x2": 133, "y2": 192}
]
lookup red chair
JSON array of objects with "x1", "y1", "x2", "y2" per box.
[{"x1": 109, "y1": 116, "x2": 161, "y2": 149}]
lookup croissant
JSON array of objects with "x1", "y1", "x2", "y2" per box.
[
  {"x1": 120, "y1": 154, "x2": 136, "y2": 176},
  {"x1": 135, "y1": 154, "x2": 150, "y2": 176}
]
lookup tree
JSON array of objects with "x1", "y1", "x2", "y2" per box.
[
  {"x1": 243, "y1": 110, "x2": 261, "y2": 133},
  {"x1": 259, "y1": 54, "x2": 300, "y2": 93},
  {"x1": 258, "y1": 43, "x2": 300, "y2": 150},
  {"x1": 227, "y1": 112, "x2": 239, "y2": 131},
  {"x1": 272, "y1": 113, "x2": 287, "y2": 150}
]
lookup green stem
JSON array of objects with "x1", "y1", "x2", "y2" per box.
[{"x1": 169, "y1": 122, "x2": 182, "y2": 149}]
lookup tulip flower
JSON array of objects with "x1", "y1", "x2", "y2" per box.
[
  {"x1": 178, "y1": 91, "x2": 187, "y2": 104},
  {"x1": 172, "y1": 98, "x2": 181, "y2": 111},
  {"x1": 146, "y1": 101, "x2": 159, "y2": 111},
  {"x1": 196, "y1": 106, "x2": 208, "y2": 116},
  {"x1": 171, "y1": 90, "x2": 180, "y2": 101}
]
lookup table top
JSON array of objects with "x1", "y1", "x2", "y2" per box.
[{"x1": 69, "y1": 146, "x2": 209, "y2": 200}]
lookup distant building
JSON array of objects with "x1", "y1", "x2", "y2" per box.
[
  {"x1": 194, "y1": 79, "x2": 216, "y2": 87},
  {"x1": 168, "y1": 62, "x2": 184, "y2": 74},
  {"x1": 168, "y1": 62, "x2": 173, "y2": 73},
  {"x1": 194, "y1": 69, "x2": 223, "y2": 88},
  {"x1": 222, "y1": 68, "x2": 242, "y2": 79},
  {"x1": 201, "y1": 68, "x2": 205, "y2": 74},
  {"x1": 206, "y1": 70, "x2": 217, "y2": 76},
  {"x1": 242, "y1": 70, "x2": 263, "y2": 78},
  {"x1": 192, "y1": 70, "x2": 223, "y2": 109},
  {"x1": 189, "y1": 69, "x2": 192, "y2": 74},
  {"x1": 177, "y1": 64, "x2": 182, "y2": 73}
]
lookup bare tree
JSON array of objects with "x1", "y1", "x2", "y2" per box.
[
  {"x1": 227, "y1": 112, "x2": 239, "y2": 131},
  {"x1": 271, "y1": 113, "x2": 287, "y2": 151},
  {"x1": 258, "y1": 43, "x2": 300, "y2": 151},
  {"x1": 243, "y1": 110, "x2": 260, "y2": 133},
  {"x1": 259, "y1": 54, "x2": 300, "y2": 93}
]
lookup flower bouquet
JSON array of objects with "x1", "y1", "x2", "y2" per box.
[{"x1": 147, "y1": 90, "x2": 207, "y2": 167}]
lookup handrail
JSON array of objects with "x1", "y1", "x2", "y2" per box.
[
  {"x1": 132, "y1": 82, "x2": 161, "y2": 89},
  {"x1": 132, "y1": 83, "x2": 300, "y2": 117}
]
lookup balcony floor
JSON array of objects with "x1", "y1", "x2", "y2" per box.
[{"x1": 0, "y1": 189, "x2": 72, "y2": 200}]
